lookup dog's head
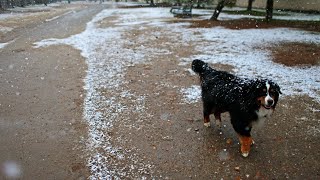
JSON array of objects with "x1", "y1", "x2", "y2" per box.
[{"x1": 255, "y1": 79, "x2": 282, "y2": 110}]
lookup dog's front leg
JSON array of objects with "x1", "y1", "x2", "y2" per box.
[{"x1": 238, "y1": 135, "x2": 253, "y2": 157}]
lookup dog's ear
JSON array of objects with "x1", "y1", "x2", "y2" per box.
[
  {"x1": 275, "y1": 84, "x2": 282, "y2": 94},
  {"x1": 270, "y1": 81, "x2": 282, "y2": 94}
]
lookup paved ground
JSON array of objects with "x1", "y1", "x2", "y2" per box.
[
  {"x1": 0, "y1": 2, "x2": 319, "y2": 179},
  {"x1": 0, "y1": 2, "x2": 104, "y2": 179}
]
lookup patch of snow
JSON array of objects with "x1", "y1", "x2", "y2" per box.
[
  {"x1": 0, "y1": 39, "x2": 15, "y2": 49},
  {"x1": 0, "y1": 25, "x2": 14, "y2": 33},
  {"x1": 273, "y1": 11, "x2": 320, "y2": 21},
  {"x1": 177, "y1": 27, "x2": 320, "y2": 103},
  {"x1": 180, "y1": 85, "x2": 201, "y2": 104},
  {"x1": 115, "y1": 8, "x2": 173, "y2": 26},
  {"x1": 197, "y1": 6, "x2": 320, "y2": 21}
]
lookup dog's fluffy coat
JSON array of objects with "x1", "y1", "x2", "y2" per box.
[{"x1": 192, "y1": 59, "x2": 281, "y2": 157}]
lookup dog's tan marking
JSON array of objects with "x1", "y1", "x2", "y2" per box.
[
  {"x1": 204, "y1": 115, "x2": 210, "y2": 127},
  {"x1": 238, "y1": 135, "x2": 253, "y2": 157}
]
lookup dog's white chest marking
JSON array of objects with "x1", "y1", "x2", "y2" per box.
[
  {"x1": 256, "y1": 106, "x2": 273, "y2": 118},
  {"x1": 254, "y1": 107, "x2": 273, "y2": 128}
]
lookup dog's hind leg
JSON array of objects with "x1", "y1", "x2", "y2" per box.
[
  {"x1": 214, "y1": 112, "x2": 222, "y2": 129},
  {"x1": 203, "y1": 104, "x2": 213, "y2": 127},
  {"x1": 204, "y1": 113, "x2": 211, "y2": 127}
]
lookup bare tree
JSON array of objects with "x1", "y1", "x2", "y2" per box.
[
  {"x1": 210, "y1": 0, "x2": 225, "y2": 21},
  {"x1": 150, "y1": 0, "x2": 155, "y2": 6},
  {"x1": 196, "y1": 0, "x2": 201, "y2": 8},
  {"x1": 266, "y1": 0, "x2": 273, "y2": 22},
  {"x1": 210, "y1": 0, "x2": 236, "y2": 21},
  {"x1": 247, "y1": 0, "x2": 254, "y2": 11}
]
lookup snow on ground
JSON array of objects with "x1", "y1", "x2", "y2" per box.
[
  {"x1": 197, "y1": 6, "x2": 320, "y2": 21},
  {"x1": 0, "y1": 39, "x2": 15, "y2": 49},
  {"x1": 180, "y1": 27, "x2": 320, "y2": 103},
  {"x1": 274, "y1": 12, "x2": 320, "y2": 21},
  {"x1": 32, "y1": 6, "x2": 200, "y2": 178},
  {"x1": 31, "y1": 3, "x2": 320, "y2": 178},
  {"x1": 34, "y1": 6, "x2": 174, "y2": 179},
  {"x1": 180, "y1": 85, "x2": 201, "y2": 104},
  {"x1": 0, "y1": 25, "x2": 14, "y2": 33}
]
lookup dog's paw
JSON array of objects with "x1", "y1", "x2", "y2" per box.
[
  {"x1": 240, "y1": 145, "x2": 250, "y2": 158},
  {"x1": 204, "y1": 122, "x2": 211, "y2": 127},
  {"x1": 238, "y1": 135, "x2": 252, "y2": 158},
  {"x1": 241, "y1": 152, "x2": 249, "y2": 157}
]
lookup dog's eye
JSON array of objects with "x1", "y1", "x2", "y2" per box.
[
  {"x1": 270, "y1": 89, "x2": 275, "y2": 93},
  {"x1": 262, "y1": 89, "x2": 267, "y2": 92}
]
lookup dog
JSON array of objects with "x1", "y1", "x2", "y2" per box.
[{"x1": 192, "y1": 59, "x2": 281, "y2": 157}]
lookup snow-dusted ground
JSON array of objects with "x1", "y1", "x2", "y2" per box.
[
  {"x1": 180, "y1": 27, "x2": 320, "y2": 103},
  {"x1": 196, "y1": 6, "x2": 320, "y2": 21},
  {"x1": 28, "y1": 2, "x2": 320, "y2": 178}
]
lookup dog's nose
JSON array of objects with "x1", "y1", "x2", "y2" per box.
[{"x1": 267, "y1": 99, "x2": 274, "y2": 106}]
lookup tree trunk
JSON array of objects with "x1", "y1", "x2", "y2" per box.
[
  {"x1": 247, "y1": 0, "x2": 254, "y2": 11},
  {"x1": 177, "y1": 0, "x2": 181, "y2": 6},
  {"x1": 210, "y1": 0, "x2": 225, "y2": 21},
  {"x1": 150, "y1": 0, "x2": 155, "y2": 6},
  {"x1": 266, "y1": 0, "x2": 273, "y2": 22},
  {"x1": 196, "y1": 0, "x2": 201, "y2": 8}
]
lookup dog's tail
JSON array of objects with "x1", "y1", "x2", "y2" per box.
[{"x1": 192, "y1": 59, "x2": 212, "y2": 74}]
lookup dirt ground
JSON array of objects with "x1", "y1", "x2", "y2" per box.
[
  {"x1": 0, "y1": 2, "x2": 319, "y2": 179},
  {"x1": 108, "y1": 15, "x2": 320, "y2": 179},
  {"x1": 188, "y1": 18, "x2": 320, "y2": 32}
]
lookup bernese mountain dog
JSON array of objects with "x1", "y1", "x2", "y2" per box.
[{"x1": 192, "y1": 59, "x2": 281, "y2": 157}]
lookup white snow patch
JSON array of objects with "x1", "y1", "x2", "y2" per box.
[
  {"x1": 180, "y1": 85, "x2": 201, "y2": 104},
  {"x1": 197, "y1": 7, "x2": 320, "y2": 21},
  {"x1": 0, "y1": 25, "x2": 14, "y2": 33},
  {"x1": 178, "y1": 27, "x2": 320, "y2": 103},
  {"x1": 0, "y1": 39, "x2": 15, "y2": 49}
]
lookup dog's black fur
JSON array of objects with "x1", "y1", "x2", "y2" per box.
[{"x1": 192, "y1": 59, "x2": 281, "y2": 156}]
